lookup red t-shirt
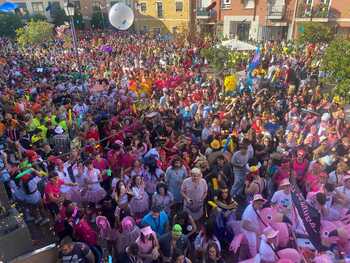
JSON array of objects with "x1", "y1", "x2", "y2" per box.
[{"x1": 44, "y1": 179, "x2": 64, "y2": 203}]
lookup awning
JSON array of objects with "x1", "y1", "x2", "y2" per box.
[
  {"x1": 220, "y1": 39, "x2": 256, "y2": 51},
  {"x1": 0, "y1": 1, "x2": 18, "y2": 12}
]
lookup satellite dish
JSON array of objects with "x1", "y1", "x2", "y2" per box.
[{"x1": 108, "y1": 3, "x2": 134, "y2": 30}]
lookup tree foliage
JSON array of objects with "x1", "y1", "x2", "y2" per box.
[
  {"x1": 0, "y1": 13, "x2": 24, "y2": 38},
  {"x1": 16, "y1": 20, "x2": 54, "y2": 47},
  {"x1": 91, "y1": 9, "x2": 108, "y2": 29},
  {"x1": 50, "y1": 4, "x2": 68, "y2": 26},
  {"x1": 29, "y1": 14, "x2": 47, "y2": 21},
  {"x1": 298, "y1": 22, "x2": 333, "y2": 44},
  {"x1": 200, "y1": 46, "x2": 230, "y2": 73},
  {"x1": 321, "y1": 39, "x2": 350, "y2": 102},
  {"x1": 200, "y1": 46, "x2": 250, "y2": 73}
]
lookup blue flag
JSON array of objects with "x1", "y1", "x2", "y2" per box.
[{"x1": 248, "y1": 47, "x2": 260, "y2": 72}]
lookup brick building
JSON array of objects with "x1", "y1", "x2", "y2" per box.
[{"x1": 197, "y1": 0, "x2": 350, "y2": 41}]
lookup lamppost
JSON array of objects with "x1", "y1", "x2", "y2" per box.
[{"x1": 64, "y1": 1, "x2": 83, "y2": 80}]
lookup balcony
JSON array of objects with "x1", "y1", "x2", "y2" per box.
[
  {"x1": 296, "y1": 2, "x2": 331, "y2": 21},
  {"x1": 267, "y1": 5, "x2": 285, "y2": 20},
  {"x1": 196, "y1": 7, "x2": 211, "y2": 19}
]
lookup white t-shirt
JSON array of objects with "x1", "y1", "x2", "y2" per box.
[
  {"x1": 259, "y1": 238, "x2": 278, "y2": 262},
  {"x1": 271, "y1": 190, "x2": 292, "y2": 212},
  {"x1": 328, "y1": 171, "x2": 343, "y2": 186},
  {"x1": 336, "y1": 186, "x2": 350, "y2": 201},
  {"x1": 242, "y1": 204, "x2": 260, "y2": 226}
]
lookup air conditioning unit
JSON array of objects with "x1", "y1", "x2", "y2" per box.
[{"x1": 222, "y1": 0, "x2": 231, "y2": 8}]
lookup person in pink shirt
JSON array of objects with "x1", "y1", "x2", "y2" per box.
[
  {"x1": 93, "y1": 153, "x2": 110, "y2": 191},
  {"x1": 292, "y1": 149, "x2": 309, "y2": 190},
  {"x1": 305, "y1": 162, "x2": 328, "y2": 192}
]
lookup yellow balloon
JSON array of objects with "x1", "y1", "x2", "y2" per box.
[{"x1": 224, "y1": 75, "x2": 237, "y2": 92}]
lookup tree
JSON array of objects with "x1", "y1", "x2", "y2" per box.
[
  {"x1": 28, "y1": 14, "x2": 47, "y2": 21},
  {"x1": 298, "y1": 22, "x2": 333, "y2": 44},
  {"x1": 0, "y1": 13, "x2": 24, "y2": 38},
  {"x1": 73, "y1": 11, "x2": 84, "y2": 29},
  {"x1": 321, "y1": 39, "x2": 350, "y2": 102},
  {"x1": 91, "y1": 8, "x2": 108, "y2": 29},
  {"x1": 50, "y1": 3, "x2": 68, "y2": 26},
  {"x1": 200, "y1": 46, "x2": 231, "y2": 73},
  {"x1": 16, "y1": 20, "x2": 54, "y2": 47}
]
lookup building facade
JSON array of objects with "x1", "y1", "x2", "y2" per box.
[
  {"x1": 132, "y1": 0, "x2": 193, "y2": 34},
  {"x1": 9, "y1": 0, "x2": 194, "y2": 34},
  {"x1": 199, "y1": 0, "x2": 350, "y2": 41}
]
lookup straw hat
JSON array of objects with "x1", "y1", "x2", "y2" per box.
[
  {"x1": 279, "y1": 178, "x2": 291, "y2": 187},
  {"x1": 263, "y1": 226, "x2": 279, "y2": 239},
  {"x1": 253, "y1": 194, "x2": 266, "y2": 203}
]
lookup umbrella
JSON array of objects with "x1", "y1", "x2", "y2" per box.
[{"x1": 0, "y1": 1, "x2": 18, "y2": 12}]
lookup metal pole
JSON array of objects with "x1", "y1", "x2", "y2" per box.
[{"x1": 69, "y1": 15, "x2": 82, "y2": 80}]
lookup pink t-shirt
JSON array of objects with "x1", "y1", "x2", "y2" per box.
[{"x1": 136, "y1": 232, "x2": 157, "y2": 253}]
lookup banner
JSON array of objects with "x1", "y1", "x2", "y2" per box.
[{"x1": 290, "y1": 180, "x2": 326, "y2": 251}]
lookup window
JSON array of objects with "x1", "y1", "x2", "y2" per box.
[
  {"x1": 244, "y1": 0, "x2": 255, "y2": 9},
  {"x1": 140, "y1": 2, "x2": 147, "y2": 12},
  {"x1": 156, "y1": 2, "x2": 163, "y2": 18},
  {"x1": 72, "y1": 0, "x2": 80, "y2": 10},
  {"x1": 221, "y1": 0, "x2": 231, "y2": 9},
  {"x1": 154, "y1": 27, "x2": 161, "y2": 34},
  {"x1": 176, "y1": 1, "x2": 183, "y2": 12},
  {"x1": 172, "y1": 26, "x2": 178, "y2": 34},
  {"x1": 32, "y1": 2, "x2": 44, "y2": 14}
]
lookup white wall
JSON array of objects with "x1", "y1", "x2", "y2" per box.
[{"x1": 223, "y1": 15, "x2": 260, "y2": 40}]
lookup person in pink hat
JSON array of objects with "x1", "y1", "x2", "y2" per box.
[
  {"x1": 258, "y1": 226, "x2": 280, "y2": 262},
  {"x1": 271, "y1": 178, "x2": 292, "y2": 220},
  {"x1": 241, "y1": 194, "x2": 266, "y2": 257},
  {"x1": 335, "y1": 173, "x2": 350, "y2": 208}
]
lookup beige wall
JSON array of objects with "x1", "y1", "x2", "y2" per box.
[{"x1": 133, "y1": 0, "x2": 192, "y2": 34}]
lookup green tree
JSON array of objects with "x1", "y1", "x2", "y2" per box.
[
  {"x1": 50, "y1": 3, "x2": 68, "y2": 26},
  {"x1": 321, "y1": 39, "x2": 350, "y2": 102},
  {"x1": 0, "y1": 13, "x2": 24, "y2": 38},
  {"x1": 298, "y1": 22, "x2": 333, "y2": 44},
  {"x1": 91, "y1": 8, "x2": 108, "y2": 29},
  {"x1": 16, "y1": 20, "x2": 54, "y2": 47},
  {"x1": 73, "y1": 11, "x2": 84, "y2": 29},
  {"x1": 200, "y1": 46, "x2": 231, "y2": 73},
  {"x1": 29, "y1": 14, "x2": 47, "y2": 21}
]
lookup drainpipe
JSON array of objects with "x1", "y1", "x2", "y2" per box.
[
  {"x1": 290, "y1": 0, "x2": 299, "y2": 40},
  {"x1": 217, "y1": 0, "x2": 221, "y2": 37}
]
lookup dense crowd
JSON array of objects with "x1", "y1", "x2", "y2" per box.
[{"x1": 0, "y1": 31, "x2": 350, "y2": 263}]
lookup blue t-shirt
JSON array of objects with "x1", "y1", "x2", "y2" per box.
[{"x1": 141, "y1": 211, "x2": 169, "y2": 237}]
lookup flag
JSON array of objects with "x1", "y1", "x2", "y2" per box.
[
  {"x1": 248, "y1": 47, "x2": 260, "y2": 72},
  {"x1": 290, "y1": 179, "x2": 327, "y2": 251}
]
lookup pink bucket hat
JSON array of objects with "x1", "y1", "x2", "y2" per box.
[{"x1": 121, "y1": 216, "x2": 135, "y2": 232}]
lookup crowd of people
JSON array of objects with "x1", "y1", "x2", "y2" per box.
[{"x1": 0, "y1": 30, "x2": 350, "y2": 263}]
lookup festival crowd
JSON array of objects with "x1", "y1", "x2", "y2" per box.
[{"x1": 0, "y1": 31, "x2": 350, "y2": 263}]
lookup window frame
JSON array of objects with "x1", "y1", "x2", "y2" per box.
[{"x1": 175, "y1": 1, "x2": 183, "y2": 12}]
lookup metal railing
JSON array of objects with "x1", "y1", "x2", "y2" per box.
[{"x1": 196, "y1": 7, "x2": 210, "y2": 18}]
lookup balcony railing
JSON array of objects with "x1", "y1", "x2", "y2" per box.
[
  {"x1": 267, "y1": 4, "x2": 285, "y2": 19},
  {"x1": 296, "y1": 2, "x2": 330, "y2": 19},
  {"x1": 196, "y1": 7, "x2": 211, "y2": 18}
]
